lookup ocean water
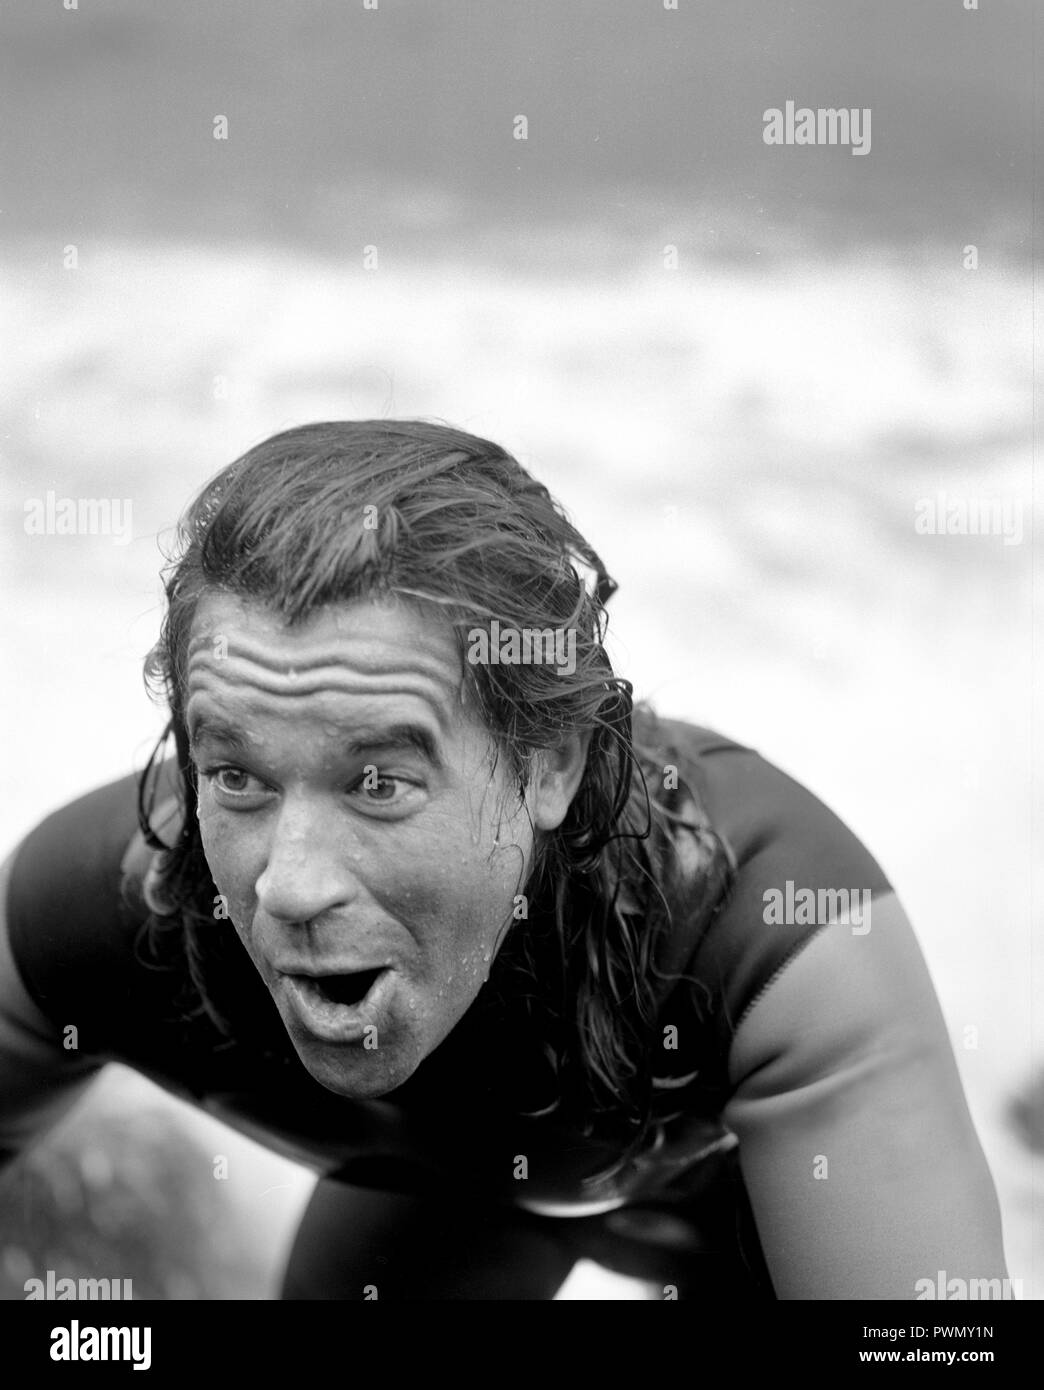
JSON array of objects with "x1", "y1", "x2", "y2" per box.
[{"x1": 1, "y1": 234, "x2": 1039, "y2": 1297}]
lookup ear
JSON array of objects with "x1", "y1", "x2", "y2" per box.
[{"x1": 530, "y1": 732, "x2": 591, "y2": 831}]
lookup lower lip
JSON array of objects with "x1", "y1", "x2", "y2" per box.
[{"x1": 281, "y1": 969, "x2": 394, "y2": 1044}]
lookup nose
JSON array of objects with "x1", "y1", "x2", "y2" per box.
[{"x1": 254, "y1": 797, "x2": 360, "y2": 926}]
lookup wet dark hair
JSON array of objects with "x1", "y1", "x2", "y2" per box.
[{"x1": 139, "y1": 419, "x2": 733, "y2": 1150}]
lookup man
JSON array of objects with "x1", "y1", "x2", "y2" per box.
[{"x1": 1, "y1": 420, "x2": 1010, "y2": 1299}]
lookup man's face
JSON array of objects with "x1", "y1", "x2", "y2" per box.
[{"x1": 184, "y1": 592, "x2": 559, "y2": 1099}]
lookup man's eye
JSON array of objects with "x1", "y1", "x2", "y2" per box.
[
  {"x1": 207, "y1": 766, "x2": 264, "y2": 797},
  {"x1": 351, "y1": 770, "x2": 412, "y2": 803}
]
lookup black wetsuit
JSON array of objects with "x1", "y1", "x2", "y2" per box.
[{"x1": 1, "y1": 718, "x2": 1007, "y2": 1299}]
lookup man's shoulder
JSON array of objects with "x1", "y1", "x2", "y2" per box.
[
  {"x1": 637, "y1": 710, "x2": 892, "y2": 896},
  {"x1": 640, "y1": 713, "x2": 894, "y2": 1076}
]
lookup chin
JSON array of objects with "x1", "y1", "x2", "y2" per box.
[{"x1": 293, "y1": 1037, "x2": 424, "y2": 1100}]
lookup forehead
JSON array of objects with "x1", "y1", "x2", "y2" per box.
[{"x1": 184, "y1": 592, "x2": 468, "y2": 734}]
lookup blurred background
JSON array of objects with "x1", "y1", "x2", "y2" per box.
[{"x1": 0, "y1": 0, "x2": 1039, "y2": 1299}]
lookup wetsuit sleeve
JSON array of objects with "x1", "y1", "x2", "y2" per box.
[
  {"x1": 0, "y1": 764, "x2": 182, "y2": 1160},
  {"x1": 0, "y1": 849, "x2": 101, "y2": 1162},
  {"x1": 722, "y1": 890, "x2": 1009, "y2": 1299}
]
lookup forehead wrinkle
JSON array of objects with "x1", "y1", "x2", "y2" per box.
[
  {"x1": 188, "y1": 659, "x2": 450, "y2": 703},
  {"x1": 185, "y1": 593, "x2": 468, "y2": 737},
  {"x1": 185, "y1": 664, "x2": 458, "y2": 738},
  {"x1": 186, "y1": 629, "x2": 456, "y2": 679},
  {"x1": 186, "y1": 652, "x2": 460, "y2": 730}
]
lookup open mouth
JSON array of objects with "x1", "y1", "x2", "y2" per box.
[
  {"x1": 281, "y1": 966, "x2": 394, "y2": 1043},
  {"x1": 304, "y1": 968, "x2": 385, "y2": 1007}
]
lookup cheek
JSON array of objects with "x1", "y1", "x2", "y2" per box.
[
  {"x1": 413, "y1": 847, "x2": 527, "y2": 978},
  {"x1": 196, "y1": 800, "x2": 261, "y2": 917}
]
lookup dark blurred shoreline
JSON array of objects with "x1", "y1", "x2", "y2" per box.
[{"x1": 0, "y1": 0, "x2": 1035, "y2": 259}]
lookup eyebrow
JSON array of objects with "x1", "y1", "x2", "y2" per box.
[
  {"x1": 187, "y1": 716, "x2": 444, "y2": 769},
  {"x1": 349, "y1": 723, "x2": 444, "y2": 768},
  {"x1": 187, "y1": 717, "x2": 250, "y2": 758}
]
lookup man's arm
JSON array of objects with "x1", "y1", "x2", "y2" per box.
[
  {"x1": 722, "y1": 890, "x2": 1010, "y2": 1299},
  {"x1": 0, "y1": 849, "x2": 103, "y2": 1164}
]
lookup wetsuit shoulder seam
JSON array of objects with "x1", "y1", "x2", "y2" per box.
[{"x1": 729, "y1": 919, "x2": 832, "y2": 1042}]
